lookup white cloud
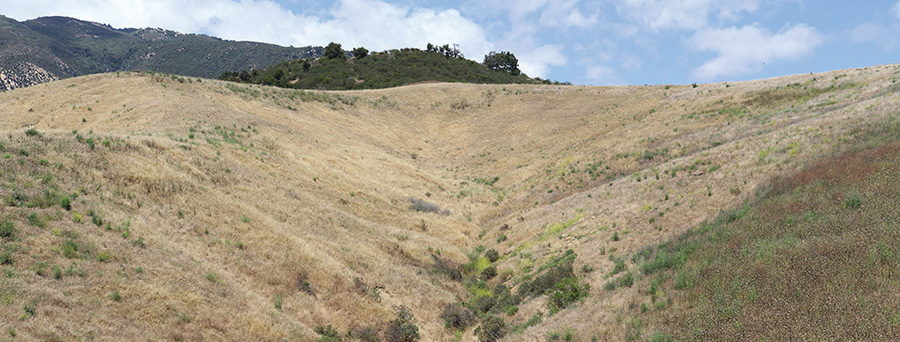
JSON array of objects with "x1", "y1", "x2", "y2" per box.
[
  {"x1": 893, "y1": 1, "x2": 900, "y2": 20},
  {"x1": 0, "y1": 0, "x2": 493, "y2": 66},
  {"x1": 616, "y1": 0, "x2": 761, "y2": 31},
  {"x1": 518, "y1": 44, "x2": 567, "y2": 78},
  {"x1": 585, "y1": 65, "x2": 623, "y2": 85},
  {"x1": 688, "y1": 23, "x2": 823, "y2": 80}
]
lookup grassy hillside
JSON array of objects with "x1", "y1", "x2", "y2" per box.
[
  {"x1": 219, "y1": 48, "x2": 542, "y2": 90},
  {"x1": 0, "y1": 15, "x2": 320, "y2": 91},
  {"x1": 0, "y1": 64, "x2": 899, "y2": 341}
]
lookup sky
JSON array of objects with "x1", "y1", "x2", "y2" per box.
[{"x1": 2, "y1": 0, "x2": 899, "y2": 85}]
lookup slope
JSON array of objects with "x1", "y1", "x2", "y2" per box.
[
  {"x1": 0, "y1": 15, "x2": 320, "y2": 91},
  {"x1": 0, "y1": 64, "x2": 898, "y2": 341}
]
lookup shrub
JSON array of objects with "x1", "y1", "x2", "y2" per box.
[
  {"x1": 409, "y1": 198, "x2": 441, "y2": 213},
  {"x1": 384, "y1": 306, "x2": 419, "y2": 342},
  {"x1": 350, "y1": 326, "x2": 379, "y2": 342},
  {"x1": 91, "y1": 211, "x2": 103, "y2": 226},
  {"x1": 0, "y1": 219, "x2": 14, "y2": 239},
  {"x1": 470, "y1": 295, "x2": 497, "y2": 314},
  {"x1": 27, "y1": 213, "x2": 46, "y2": 228},
  {"x1": 518, "y1": 250, "x2": 576, "y2": 298},
  {"x1": 25, "y1": 127, "x2": 42, "y2": 137},
  {"x1": 110, "y1": 290, "x2": 122, "y2": 302},
  {"x1": 314, "y1": 325, "x2": 342, "y2": 342},
  {"x1": 431, "y1": 254, "x2": 462, "y2": 280},
  {"x1": 22, "y1": 301, "x2": 36, "y2": 318},
  {"x1": 484, "y1": 249, "x2": 500, "y2": 262},
  {"x1": 547, "y1": 277, "x2": 590, "y2": 312},
  {"x1": 97, "y1": 251, "x2": 113, "y2": 262},
  {"x1": 0, "y1": 244, "x2": 15, "y2": 264},
  {"x1": 62, "y1": 240, "x2": 79, "y2": 259},
  {"x1": 60, "y1": 196, "x2": 72, "y2": 211},
  {"x1": 475, "y1": 315, "x2": 506, "y2": 342},
  {"x1": 481, "y1": 266, "x2": 498, "y2": 280},
  {"x1": 441, "y1": 303, "x2": 476, "y2": 330},
  {"x1": 844, "y1": 193, "x2": 862, "y2": 209}
]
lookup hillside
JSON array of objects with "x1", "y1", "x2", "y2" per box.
[
  {"x1": 0, "y1": 15, "x2": 320, "y2": 91},
  {"x1": 1, "y1": 65, "x2": 899, "y2": 341},
  {"x1": 219, "y1": 48, "x2": 541, "y2": 90}
]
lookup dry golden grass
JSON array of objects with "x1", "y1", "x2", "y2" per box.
[{"x1": 0, "y1": 65, "x2": 898, "y2": 341}]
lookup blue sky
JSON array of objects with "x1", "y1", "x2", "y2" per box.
[{"x1": 2, "y1": 0, "x2": 899, "y2": 85}]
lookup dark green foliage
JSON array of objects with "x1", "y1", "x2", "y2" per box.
[
  {"x1": 518, "y1": 250, "x2": 576, "y2": 298},
  {"x1": 27, "y1": 213, "x2": 47, "y2": 226},
  {"x1": 25, "y1": 127, "x2": 42, "y2": 137},
  {"x1": 62, "y1": 240, "x2": 79, "y2": 259},
  {"x1": 475, "y1": 315, "x2": 506, "y2": 342},
  {"x1": 0, "y1": 16, "x2": 321, "y2": 91},
  {"x1": 470, "y1": 295, "x2": 497, "y2": 314},
  {"x1": 110, "y1": 290, "x2": 122, "y2": 302},
  {"x1": 483, "y1": 51, "x2": 520, "y2": 75},
  {"x1": 431, "y1": 253, "x2": 463, "y2": 280},
  {"x1": 844, "y1": 192, "x2": 862, "y2": 209},
  {"x1": 384, "y1": 306, "x2": 419, "y2": 342},
  {"x1": 60, "y1": 196, "x2": 72, "y2": 211},
  {"x1": 0, "y1": 219, "x2": 14, "y2": 238},
  {"x1": 22, "y1": 301, "x2": 36, "y2": 318},
  {"x1": 350, "y1": 326, "x2": 380, "y2": 342},
  {"x1": 220, "y1": 48, "x2": 539, "y2": 90},
  {"x1": 441, "y1": 303, "x2": 476, "y2": 330},
  {"x1": 0, "y1": 244, "x2": 15, "y2": 264},
  {"x1": 604, "y1": 271, "x2": 634, "y2": 291},
  {"x1": 315, "y1": 325, "x2": 342, "y2": 342},
  {"x1": 325, "y1": 42, "x2": 345, "y2": 60},
  {"x1": 481, "y1": 265, "x2": 497, "y2": 280},
  {"x1": 484, "y1": 249, "x2": 500, "y2": 263},
  {"x1": 547, "y1": 277, "x2": 590, "y2": 312},
  {"x1": 352, "y1": 47, "x2": 369, "y2": 58}
]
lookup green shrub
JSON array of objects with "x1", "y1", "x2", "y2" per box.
[
  {"x1": 25, "y1": 127, "x2": 42, "y2": 137},
  {"x1": 481, "y1": 265, "x2": 498, "y2": 280},
  {"x1": 62, "y1": 240, "x2": 79, "y2": 259},
  {"x1": 475, "y1": 315, "x2": 506, "y2": 342},
  {"x1": 844, "y1": 193, "x2": 862, "y2": 209},
  {"x1": 441, "y1": 303, "x2": 476, "y2": 330},
  {"x1": 22, "y1": 301, "x2": 36, "y2": 318},
  {"x1": 384, "y1": 306, "x2": 419, "y2": 342},
  {"x1": 0, "y1": 219, "x2": 14, "y2": 239},
  {"x1": 0, "y1": 244, "x2": 15, "y2": 264},
  {"x1": 110, "y1": 290, "x2": 122, "y2": 302},
  {"x1": 27, "y1": 213, "x2": 46, "y2": 228},
  {"x1": 314, "y1": 325, "x2": 342, "y2": 342},
  {"x1": 484, "y1": 249, "x2": 500, "y2": 262},
  {"x1": 97, "y1": 251, "x2": 113, "y2": 262},
  {"x1": 518, "y1": 250, "x2": 576, "y2": 298},
  {"x1": 60, "y1": 196, "x2": 72, "y2": 211},
  {"x1": 547, "y1": 277, "x2": 590, "y2": 312}
]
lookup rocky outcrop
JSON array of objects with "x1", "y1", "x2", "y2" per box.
[{"x1": 0, "y1": 62, "x2": 58, "y2": 91}]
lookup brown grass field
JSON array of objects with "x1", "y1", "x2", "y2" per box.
[{"x1": 1, "y1": 65, "x2": 899, "y2": 341}]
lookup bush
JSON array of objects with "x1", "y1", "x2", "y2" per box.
[
  {"x1": 315, "y1": 325, "x2": 342, "y2": 342},
  {"x1": 441, "y1": 303, "x2": 476, "y2": 330},
  {"x1": 62, "y1": 240, "x2": 79, "y2": 259},
  {"x1": 481, "y1": 265, "x2": 498, "y2": 280},
  {"x1": 0, "y1": 244, "x2": 15, "y2": 264},
  {"x1": 384, "y1": 306, "x2": 419, "y2": 342},
  {"x1": 409, "y1": 198, "x2": 441, "y2": 213},
  {"x1": 475, "y1": 315, "x2": 506, "y2": 342},
  {"x1": 0, "y1": 219, "x2": 15, "y2": 239},
  {"x1": 350, "y1": 326, "x2": 380, "y2": 342},
  {"x1": 547, "y1": 277, "x2": 590, "y2": 312},
  {"x1": 470, "y1": 295, "x2": 497, "y2": 314},
  {"x1": 25, "y1": 127, "x2": 42, "y2": 137},
  {"x1": 484, "y1": 249, "x2": 500, "y2": 263},
  {"x1": 60, "y1": 196, "x2": 72, "y2": 211},
  {"x1": 518, "y1": 250, "x2": 576, "y2": 298}
]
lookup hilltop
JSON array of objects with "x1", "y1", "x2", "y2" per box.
[
  {"x1": 219, "y1": 46, "x2": 542, "y2": 90},
  {"x1": 1, "y1": 65, "x2": 900, "y2": 341},
  {"x1": 0, "y1": 15, "x2": 320, "y2": 91}
]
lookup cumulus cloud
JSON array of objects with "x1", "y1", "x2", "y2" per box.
[
  {"x1": 616, "y1": 0, "x2": 761, "y2": 31},
  {"x1": 0, "y1": 0, "x2": 493, "y2": 65},
  {"x1": 518, "y1": 44, "x2": 567, "y2": 79},
  {"x1": 585, "y1": 65, "x2": 623, "y2": 85},
  {"x1": 688, "y1": 24, "x2": 823, "y2": 80}
]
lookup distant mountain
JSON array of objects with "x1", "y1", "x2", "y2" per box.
[
  {"x1": 0, "y1": 15, "x2": 321, "y2": 91},
  {"x1": 220, "y1": 46, "x2": 548, "y2": 90}
]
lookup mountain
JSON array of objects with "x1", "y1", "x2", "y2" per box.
[
  {"x1": 1, "y1": 64, "x2": 899, "y2": 341},
  {"x1": 0, "y1": 15, "x2": 320, "y2": 91},
  {"x1": 220, "y1": 47, "x2": 543, "y2": 90}
]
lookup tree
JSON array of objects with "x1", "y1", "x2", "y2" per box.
[
  {"x1": 483, "y1": 51, "x2": 520, "y2": 76},
  {"x1": 324, "y1": 42, "x2": 345, "y2": 59},
  {"x1": 352, "y1": 47, "x2": 369, "y2": 58}
]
